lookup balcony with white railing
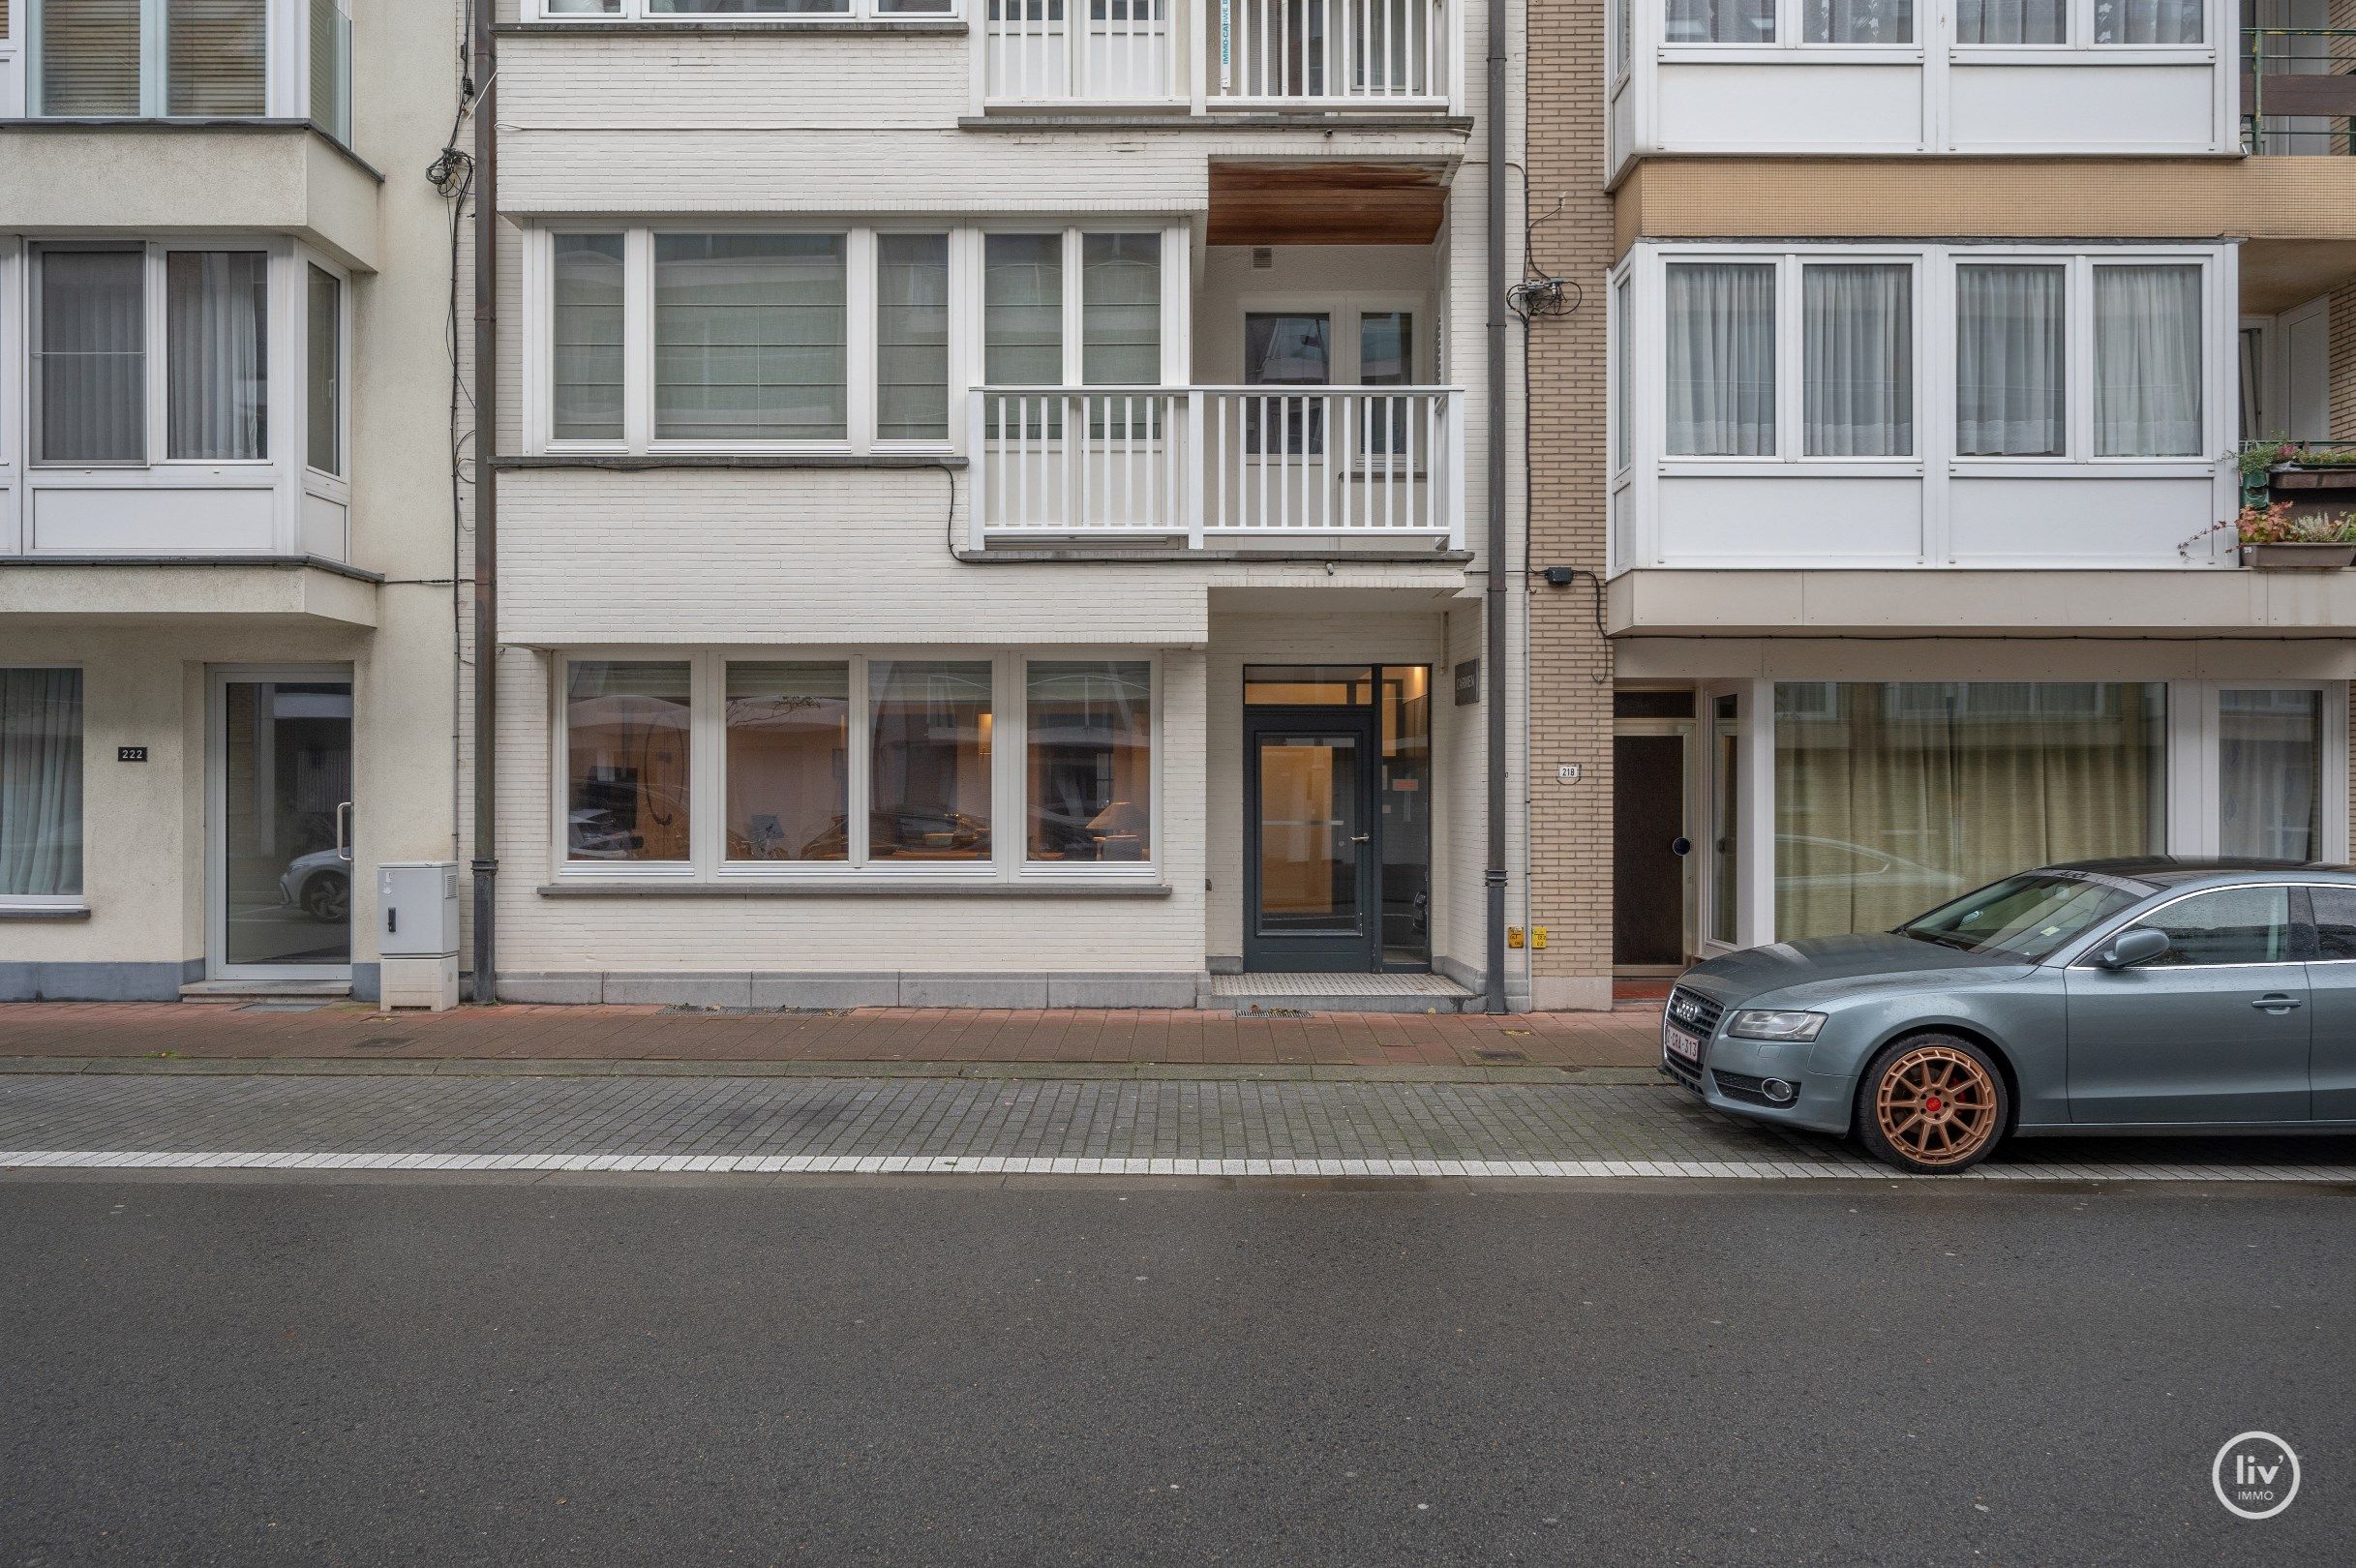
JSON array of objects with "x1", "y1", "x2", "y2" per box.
[
  {"x1": 979, "y1": 0, "x2": 1462, "y2": 113},
  {"x1": 967, "y1": 385, "x2": 1465, "y2": 548}
]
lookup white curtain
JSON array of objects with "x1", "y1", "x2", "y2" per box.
[
  {"x1": 653, "y1": 233, "x2": 846, "y2": 441},
  {"x1": 1665, "y1": 0, "x2": 1777, "y2": 42},
  {"x1": 1954, "y1": 0, "x2": 2066, "y2": 42},
  {"x1": 1806, "y1": 0, "x2": 1914, "y2": 43},
  {"x1": 2219, "y1": 690, "x2": 2320, "y2": 860},
  {"x1": 0, "y1": 670, "x2": 84, "y2": 899},
  {"x1": 2097, "y1": 0, "x2": 2202, "y2": 43},
  {"x1": 166, "y1": 251, "x2": 268, "y2": 461},
  {"x1": 2095, "y1": 263, "x2": 2202, "y2": 457},
  {"x1": 1955, "y1": 264, "x2": 2066, "y2": 457},
  {"x1": 552, "y1": 234, "x2": 624, "y2": 441},
  {"x1": 1803, "y1": 263, "x2": 1912, "y2": 456},
  {"x1": 38, "y1": 249, "x2": 146, "y2": 465},
  {"x1": 1666, "y1": 262, "x2": 1775, "y2": 457}
]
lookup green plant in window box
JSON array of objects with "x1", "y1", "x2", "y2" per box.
[{"x1": 2198, "y1": 500, "x2": 2356, "y2": 568}]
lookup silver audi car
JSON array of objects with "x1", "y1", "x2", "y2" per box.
[{"x1": 1660, "y1": 859, "x2": 2356, "y2": 1173}]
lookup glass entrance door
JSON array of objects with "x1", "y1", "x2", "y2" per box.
[
  {"x1": 214, "y1": 674, "x2": 353, "y2": 979},
  {"x1": 1246, "y1": 709, "x2": 1379, "y2": 972}
]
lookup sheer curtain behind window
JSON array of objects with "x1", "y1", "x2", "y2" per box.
[
  {"x1": 1955, "y1": 264, "x2": 2066, "y2": 456},
  {"x1": 654, "y1": 234, "x2": 846, "y2": 441},
  {"x1": 1664, "y1": 0, "x2": 1775, "y2": 41},
  {"x1": 2095, "y1": 0, "x2": 2201, "y2": 43},
  {"x1": 2219, "y1": 690, "x2": 2321, "y2": 860},
  {"x1": 1080, "y1": 233, "x2": 1161, "y2": 386},
  {"x1": 552, "y1": 234, "x2": 625, "y2": 441},
  {"x1": 37, "y1": 249, "x2": 146, "y2": 465},
  {"x1": 1666, "y1": 262, "x2": 1775, "y2": 456},
  {"x1": 2095, "y1": 263, "x2": 2202, "y2": 457},
  {"x1": 1954, "y1": 0, "x2": 2066, "y2": 42},
  {"x1": 166, "y1": 251, "x2": 268, "y2": 461},
  {"x1": 1805, "y1": 0, "x2": 1914, "y2": 42},
  {"x1": 1802, "y1": 263, "x2": 1912, "y2": 456},
  {"x1": 0, "y1": 670, "x2": 84, "y2": 899}
]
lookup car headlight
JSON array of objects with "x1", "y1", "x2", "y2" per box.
[{"x1": 1726, "y1": 1009, "x2": 1827, "y2": 1042}]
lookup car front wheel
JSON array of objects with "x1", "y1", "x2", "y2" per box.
[
  {"x1": 1854, "y1": 1035, "x2": 2009, "y2": 1175},
  {"x1": 301, "y1": 871, "x2": 349, "y2": 923}
]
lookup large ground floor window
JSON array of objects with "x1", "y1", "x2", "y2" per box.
[
  {"x1": 556, "y1": 649, "x2": 1157, "y2": 881},
  {"x1": 1771, "y1": 682, "x2": 2168, "y2": 940}
]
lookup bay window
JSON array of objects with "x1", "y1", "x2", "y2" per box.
[
  {"x1": 27, "y1": 240, "x2": 346, "y2": 476},
  {"x1": 29, "y1": 0, "x2": 350, "y2": 129},
  {"x1": 0, "y1": 669, "x2": 84, "y2": 904},
  {"x1": 555, "y1": 652, "x2": 1158, "y2": 880},
  {"x1": 532, "y1": 223, "x2": 1176, "y2": 456}
]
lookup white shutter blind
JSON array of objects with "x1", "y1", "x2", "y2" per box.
[
  {"x1": 39, "y1": 0, "x2": 143, "y2": 116},
  {"x1": 168, "y1": 0, "x2": 269, "y2": 116}
]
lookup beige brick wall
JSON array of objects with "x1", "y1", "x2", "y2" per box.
[{"x1": 1524, "y1": 0, "x2": 1616, "y2": 1010}]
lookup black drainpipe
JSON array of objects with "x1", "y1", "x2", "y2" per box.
[
  {"x1": 468, "y1": 9, "x2": 498, "y2": 1005},
  {"x1": 1482, "y1": 0, "x2": 1510, "y2": 1015}
]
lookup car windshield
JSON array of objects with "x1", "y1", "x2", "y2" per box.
[{"x1": 1896, "y1": 873, "x2": 2150, "y2": 962}]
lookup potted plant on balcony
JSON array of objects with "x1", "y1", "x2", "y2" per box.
[{"x1": 2220, "y1": 500, "x2": 2356, "y2": 569}]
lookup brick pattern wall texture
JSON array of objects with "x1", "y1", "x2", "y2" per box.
[
  {"x1": 2332, "y1": 280, "x2": 2356, "y2": 438},
  {"x1": 1524, "y1": 0, "x2": 1616, "y2": 1007}
]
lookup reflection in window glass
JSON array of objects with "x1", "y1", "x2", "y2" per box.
[
  {"x1": 0, "y1": 669, "x2": 85, "y2": 898},
  {"x1": 2093, "y1": 0, "x2": 2198, "y2": 44},
  {"x1": 2311, "y1": 886, "x2": 2356, "y2": 961},
  {"x1": 1381, "y1": 666, "x2": 1432, "y2": 965},
  {"x1": 1664, "y1": 0, "x2": 1775, "y2": 41},
  {"x1": 2127, "y1": 886, "x2": 2293, "y2": 967},
  {"x1": 725, "y1": 662, "x2": 851, "y2": 861},
  {"x1": 1026, "y1": 662, "x2": 1151, "y2": 863},
  {"x1": 1805, "y1": 0, "x2": 1912, "y2": 42},
  {"x1": 565, "y1": 662, "x2": 691, "y2": 861},
  {"x1": 1773, "y1": 682, "x2": 2165, "y2": 939},
  {"x1": 870, "y1": 661, "x2": 993, "y2": 860},
  {"x1": 1954, "y1": 0, "x2": 2064, "y2": 43},
  {"x1": 2219, "y1": 689, "x2": 2321, "y2": 861}
]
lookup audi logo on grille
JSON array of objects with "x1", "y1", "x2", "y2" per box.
[{"x1": 1671, "y1": 996, "x2": 1705, "y2": 1025}]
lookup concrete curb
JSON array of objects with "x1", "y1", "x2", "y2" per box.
[{"x1": 0, "y1": 1056, "x2": 1668, "y2": 1086}]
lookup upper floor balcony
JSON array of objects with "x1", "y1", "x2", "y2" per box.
[
  {"x1": 1608, "y1": 0, "x2": 2239, "y2": 172},
  {"x1": 980, "y1": 0, "x2": 1463, "y2": 114},
  {"x1": 2242, "y1": 15, "x2": 2356, "y2": 155}
]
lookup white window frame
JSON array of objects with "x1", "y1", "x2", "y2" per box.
[
  {"x1": 0, "y1": 661, "x2": 86, "y2": 911},
  {"x1": 1629, "y1": 241, "x2": 2225, "y2": 479},
  {"x1": 524, "y1": 220, "x2": 1185, "y2": 458},
  {"x1": 549, "y1": 648, "x2": 1162, "y2": 886},
  {"x1": 1696, "y1": 672, "x2": 2352, "y2": 950},
  {"x1": 1648, "y1": 0, "x2": 2215, "y2": 53},
  {"x1": 17, "y1": 0, "x2": 328, "y2": 119},
  {"x1": 529, "y1": 0, "x2": 960, "y2": 22}
]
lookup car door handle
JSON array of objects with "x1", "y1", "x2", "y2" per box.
[{"x1": 2251, "y1": 994, "x2": 2303, "y2": 1012}]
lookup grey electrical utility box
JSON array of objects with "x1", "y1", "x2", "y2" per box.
[{"x1": 378, "y1": 861, "x2": 460, "y2": 959}]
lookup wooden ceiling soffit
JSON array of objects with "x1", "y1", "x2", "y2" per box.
[{"x1": 1207, "y1": 162, "x2": 1449, "y2": 247}]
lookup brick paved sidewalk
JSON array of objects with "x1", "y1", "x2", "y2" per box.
[
  {"x1": 6, "y1": 1070, "x2": 2354, "y2": 1182},
  {"x1": 0, "y1": 1001, "x2": 1667, "y2": 1072}
]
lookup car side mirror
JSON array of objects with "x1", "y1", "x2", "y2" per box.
[{"x1": 2095, "y1": 927, "x2": 2171, "y2": 969}]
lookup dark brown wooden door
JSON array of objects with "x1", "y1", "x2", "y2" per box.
[{"x1": 1614, "y1": 734, "x2": 1688, "y2": 968}]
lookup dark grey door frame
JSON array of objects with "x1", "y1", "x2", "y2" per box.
[{"x1": 1243, "y1": 706, "x2": 1381, "y2": 973}]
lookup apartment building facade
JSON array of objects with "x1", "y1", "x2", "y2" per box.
[
  {"x1": 0, "y1": 0, "x2": 462, "y2": 1000},
  {"x1": 472, "y1": 0, "x2": 1532, "y2": 1008},
  {"x1": 1528, "y1": 0, "x2": 2356, "y2": 1007}
]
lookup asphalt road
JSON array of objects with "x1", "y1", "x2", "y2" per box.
[{"x1": 2, "y1": 1174, "x2": 2348, "y2": 1567}]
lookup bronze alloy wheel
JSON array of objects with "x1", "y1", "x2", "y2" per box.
[{"x1": 1869, "y1": 1041, "x2": 2004, "y2": 1171}]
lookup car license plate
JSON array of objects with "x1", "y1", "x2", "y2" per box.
[{"x1": 1663, "y1": 1021, "x2": 1703, "y2": 1066}]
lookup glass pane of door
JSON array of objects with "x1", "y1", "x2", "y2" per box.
[
  {"x1": 1256, "y1": 732, "x2": 1363, "y2": 938},
  {"x1": 2219, "y1": 688, "x2": 2323, "y2": 860},
  {"x1": 222, "y1": 679, "x2": 352, "y2": 969},
  {"x1": 1710, "y1": 695, "x2": 1739, "y2": 946},
  {"x1": 1244, "y1": 312, "x2": 1329, "y2": 454}
]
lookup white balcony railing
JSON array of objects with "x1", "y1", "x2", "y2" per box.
[
  {"x1": 968, "y1": 385, "x2": 1465, "y2": 547},
  {"x1": 981, "y1": 0, "x2": 1458, "y2": 110}
]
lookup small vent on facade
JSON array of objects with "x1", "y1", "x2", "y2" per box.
[{"x1": 1252, "y1": 247, "x2": 1275, "y2": 270}]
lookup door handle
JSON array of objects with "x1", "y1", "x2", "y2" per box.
[
  {"x1": 1349, "y1": 833, "x2": 1373, "y2": 844},
  {"x1": 334, "y1": 800, "x2": 353, "y2": 864},
  {"x1": 2251, "y1": 994, "x2": 2303, "y2": 1012}
]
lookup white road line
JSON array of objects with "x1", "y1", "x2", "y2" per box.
[{"x1": 3, "y1": 1149, "x2": 2354, "y2": 1182}]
